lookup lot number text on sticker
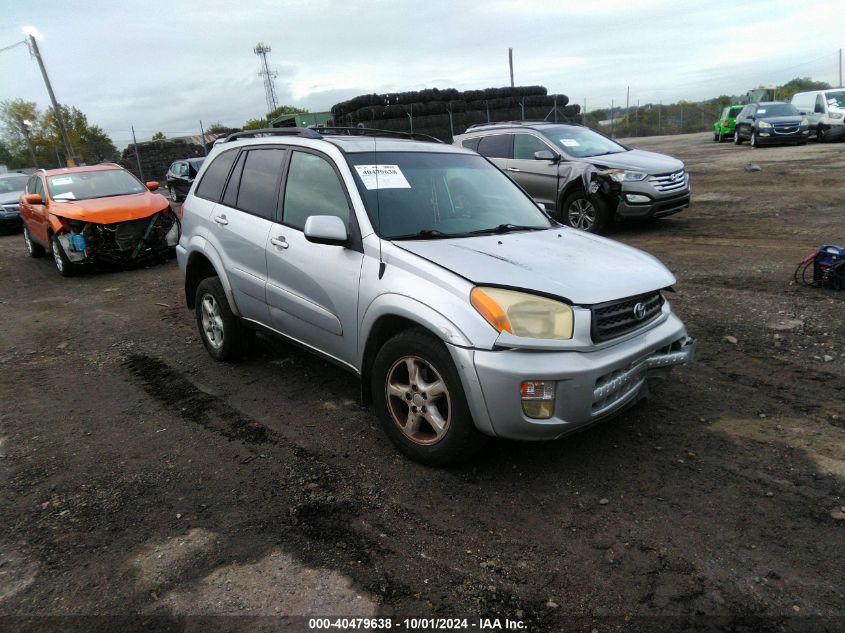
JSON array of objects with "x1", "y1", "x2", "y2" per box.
[
  {"x1": 559, "y1": 138, "x2": 580, "y2": 147},
  {"x1": 354, "y1": 165, "x2": 411, "y2": 190}
]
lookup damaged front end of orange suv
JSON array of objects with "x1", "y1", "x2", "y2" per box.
[{"x1": 19, "y1": 165, "x2": 180, "y2": 276}]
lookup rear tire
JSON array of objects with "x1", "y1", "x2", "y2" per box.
[
  {"x1": 23, "y1": 224, "x2": 45, "y2": 258},
  {"x1": 50, "y1": 234, "x2": 75, "y2": 277},
  {"x1": 561, "y1": 189, "x2": 609, "y2": 234},
  {"x1": 194, "y1": 277, "x2": 254, "y2": 361},
  {"x1": 371, "y1": 328, "x2": 486, "y2": 466}
]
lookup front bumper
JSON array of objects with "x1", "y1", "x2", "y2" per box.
[
  {"x1": 615, "y1": 191, "x2": 690, "y2": 220},
  {"x1": 756, "y1": 128, "x2": 810, "y2": 144},
  {"x1": 0, "y1": 205, "x2": 21, "y2": 225},
  {"x1": 459, "y1": 312, "x2": 695, "y2": 440}
]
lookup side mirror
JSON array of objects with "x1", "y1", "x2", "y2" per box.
[
  {"x1": 536, "y1": 202, "x2": 547, "y2": 212},
  {"x1": 534, "y1": 150, "x2": 557, "y2": 161},
  {"x1": 303, "y1": 215, "x2": 348, "y2": 246},
  {"x1": 146, "y1": 181, "x2": 159, "y2": 191},
  {"x1": 25, "y1": 193, "x2": 43, "y2": 205}
]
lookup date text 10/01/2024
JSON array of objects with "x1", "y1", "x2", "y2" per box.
[{"x1": 308, "y1": 618, "x2": 527, "y2": 630}]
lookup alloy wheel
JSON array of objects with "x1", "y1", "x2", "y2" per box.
[
  {"x1": 385, "y1": 355, "x2": 451, "y2": 445},
  {"x1": 23, "y1": 227, "x2": 33, "y2": 255},
  {"x1": 567, "y1": 198, "x2": 597, "y2": 230},
  {"x1": 169, "y1": 186, "x2": 178, "y2": 202},
  {"x1": 52, "y1": 240, "x2": 64, "y2": 272},
  {"x1": 200, "y1": 293, "x2": 224, "y2": 349}
]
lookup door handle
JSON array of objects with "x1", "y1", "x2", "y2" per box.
[
  {"x1": 270, "y1": 236, "x2": 289, "y2": 249},
  {"x1": 506, "y1": 167, "x2": 521, "y2": 172},
  {"x1": 213, "y1": 214, "x2": 228, "y2": 225}
]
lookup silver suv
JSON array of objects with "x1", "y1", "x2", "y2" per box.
[
  {"x1": 453, "y1": 122, "x2": 690, "y2": 233},
  {"x1": 177, "y1": 127, "x2": 695, "y2": 465}
]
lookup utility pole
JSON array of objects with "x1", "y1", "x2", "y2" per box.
[
  {"x1": 199, "y1": 120, "x2": 208, "y2": 156},
  {"x1": 254, "y1": 42, "x2": 278, "y2": 114},
  {"x1": 626, "y1": 86, "x2": 630, "y2": 114},
  {"x1": 26, "y1": 34, "x2": 75, "y2": 165},
  {"x1": 658, "y1": 101, "x2": 662, "y2": 135},
  {"x1": 611, "y1": 99, "x2": 615, "y2": 136},
  {"x1": 131, "y1": 126, "x2": 144, "y2": 182},
  {"x1": 508, "y1": 48, "x2": 514, "y2": 88},
  {"x1": 839, "y1": 48, "x2": 842, "y2": 87}
]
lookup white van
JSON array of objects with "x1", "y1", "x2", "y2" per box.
[{"x1": 791, "y1": 89, "x2": 845, "y2": 142}]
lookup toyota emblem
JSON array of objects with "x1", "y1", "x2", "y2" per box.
[{"x1": 633, "y1": 302, "x2": 647, "y2": 320}]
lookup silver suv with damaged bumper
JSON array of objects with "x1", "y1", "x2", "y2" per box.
[{"x1": 177, "y1": 128, "x2": 695, "y2": 465}]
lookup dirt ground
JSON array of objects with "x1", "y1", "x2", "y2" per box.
[{"x1": 1, "y1": 132, "x2": 843, "y2": 633}]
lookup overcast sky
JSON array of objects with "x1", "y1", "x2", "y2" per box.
[{"x1": 2, "y1": 0, "x2": 843, "y2": 147}]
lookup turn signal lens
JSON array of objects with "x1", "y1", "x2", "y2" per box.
[
  {"x1": 470, "y1": 287, "x2": 513, "y2": 334},
  {"x1": 520, "y1": 380, "x2": 556, "y2": 419}
]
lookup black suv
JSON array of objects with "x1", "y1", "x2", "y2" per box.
[
  {"x1": 733, "y1": 102, "x2": 809, "y2": 147},
  {"x1": 165, "y1": 157, "x2": 205, "y2": 201}
]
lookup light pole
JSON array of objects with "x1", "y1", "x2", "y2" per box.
[
  {"x1": 23, "y1": 27, "x2": 76, "y2": 166},
  {"x1": 18, "y1": 118, "x2": 38, "y2": 168}
]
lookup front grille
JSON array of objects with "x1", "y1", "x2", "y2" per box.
[
  {"x1": 590, "y1": 291, "x2": 663, "y2": 342},
  {"x1": 773, "y1": 122, "x2": 799, "y2": 134},
  {"x1": 113, "y1": 216, "x2": 155, "y2": 250},
  {"x1": 648, "y1": 169, "x2": 687, "y2": 193}
]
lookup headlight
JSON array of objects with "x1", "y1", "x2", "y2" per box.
[
  {"x1": 608, "y1": 170, "x2": 648, "y2": 182},
  {"x1": 470, "y1": 287, "x2": 574, "y2": 340},
  {"x1": 758, "y1": 120, "x2": 772, "y2": 128},
  {"x1": 830, "y1": 112, "x2": 843, "y2": 119}
]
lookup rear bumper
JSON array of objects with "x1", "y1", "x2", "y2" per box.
[{"x1": 453, "y1": 312, "x2": 695, "y2": 441}]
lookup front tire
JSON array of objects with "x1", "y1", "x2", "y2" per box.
[
  {"x1": 23, "y1": 224, "x2": 45, "y2": 258},
  {"x1": 817, "y1": 125, "x2": 827, "y2": 142},
  {"x1": 194, "y1": 277, "x2": 254, "y2": 361},
  {"x1": 168, "y1": 185, "x2": 181, "y2": 202},
  {"x1": 734, "y1": 130, "x2": 743, "y2": 145},
  {"x1": 561, "y1": 190, "x2": 609, "y2": 234},
  {"x1": 371, "y1": 328, "x2": 485, "y2": 466},
  {"x1": 750, "y1": 131, "x2": 759, "y2": 148},
  {"x1": 50, "y1": 234, "x2": 75, "y2": 277}
]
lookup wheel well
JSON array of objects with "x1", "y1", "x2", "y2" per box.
[
  {"x1": 360, "y1": 315, "x2": 439, "y2": 406},
  {"x1": 557, "y1": 180, "x2": 585, "y2": 215},
  {"x1": 185, "y1": 252, "x2": 218, "y2": 309}
]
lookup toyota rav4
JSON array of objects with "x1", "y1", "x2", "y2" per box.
[{"x1": 177, "y1": 127, "x2": 695, "y2": 465}]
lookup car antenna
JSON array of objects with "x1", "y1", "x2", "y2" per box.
[{"x1": 375, "y1": 136, "x2": 386, "y2": 279}]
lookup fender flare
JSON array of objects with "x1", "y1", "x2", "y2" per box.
[{"x1": 185, "y1": 238, "x2": 242, "y2": 317}]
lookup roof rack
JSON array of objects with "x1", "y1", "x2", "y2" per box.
[
  {"x1": 221, "y1": 127, "x2": 322, "y2": 143},
  {"x1": 314, "y1": 126, "x2": 444, "y2": 144},
  {"x1": 465, "y1": 119, "x2": 582, "y2": 131}
]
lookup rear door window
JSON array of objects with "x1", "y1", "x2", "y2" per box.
[
  {"x1": 477, "y1": 134, "x2": 513, "y2": 159},
  {"x1": 235, "y1": 149, "x2": 287, "y2": 220},
  {"x1": 221, "y1": 151, "x2": 246, "y2": 208},
  {"x1": 195, "y1": 149, "x2": 238, "y2": 202},
  {"x1": 461, "y1": 137, "x2": 481, "y2": 152}
]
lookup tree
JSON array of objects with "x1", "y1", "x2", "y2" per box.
[
  {"x1": 777, "y1": 77, "x2": 832, "y2": 101},
  {"x1": 243, "y1": 118, "x2": 268, "y2": 130},
  {"x1": 267, "y1": 104, "x2": 308, "y2": 120},
  {"x1": 1, "y1": 99, "x2": 118, "y2": 168},
  {"x1": 205, "y1": 122, "x2": 238, "y2": 134},
  {"x1": 151, "y1": 131, "x2": 166, "y2": 141}
]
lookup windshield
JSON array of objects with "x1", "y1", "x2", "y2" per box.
[
  {"x1": 345, "y1": 151, "x2": 552, "y2": 239},
  {"x1": 0, "y1": 175, "x2": 29, "y2": 194},
  {"x1": 755, "y1": 104, "x2": 798, "y2": 118},
  {"x1": 825, "y1": 90, "x2": 845, "y2": 108},
  {"x1": 47, "y1": 169, "x2": 146, "y2": 201},
  {"x1": 538, "y1": 125, "x2": 627, "y2": 158}
]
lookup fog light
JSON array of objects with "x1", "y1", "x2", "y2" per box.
[
  {"x1": 625, "y1": 194, "x2": 650, "y2": 204},
  {"x1": 520, "y1": 380, "x2": 555, "y2": 419}
]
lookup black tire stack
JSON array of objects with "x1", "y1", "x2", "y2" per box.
[{"x1": 329, "y1": 86, "x2": 580, "y2": 143}]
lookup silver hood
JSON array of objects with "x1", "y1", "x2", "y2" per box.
[
  {"x1": 577, "y1": 149, "x2": 684, "y2": 174},
  {"x1": 393, "y1": 228, "x2": 676, "y2": 305}
]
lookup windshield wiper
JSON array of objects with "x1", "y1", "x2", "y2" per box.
[
  {"x1": 466, "y1": 224, "x2": 546, "y2": 236},
  {"x1": 390, "y1": 229, "x2": 457, "y2": 240}
]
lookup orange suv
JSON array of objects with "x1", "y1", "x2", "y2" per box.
[{"x1": 19, "y1": 164, "x2": 179, "y2": 276}]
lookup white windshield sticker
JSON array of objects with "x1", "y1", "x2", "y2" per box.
[
  {"x1": 828, "y1": 98, "x2": 838, "y2": 105},
  {"x1": 756, "y1": 109, "x2": 766, "y2": 114},
  {"x1": 559, "y1": 138, "x2": 580, "y2": 147},
  {"x1": 51, "y1": 176, "x2": 73, "y2": 186},
  {"x1": 354, "y1": 165, "x2": 411, "y2": 190}
]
